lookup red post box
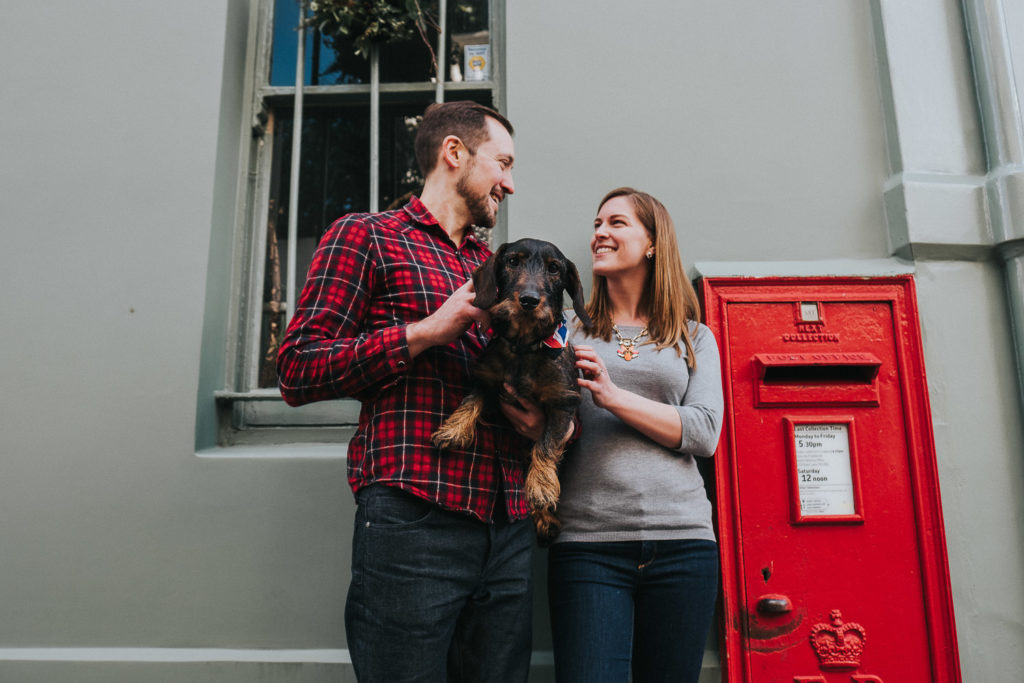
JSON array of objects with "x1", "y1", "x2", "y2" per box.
[{"x1": 700, "y1": 276, "x2": 960, "y2": 683}]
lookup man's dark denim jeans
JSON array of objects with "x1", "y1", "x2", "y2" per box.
[
  {"x1": 345, "y1": 484, "x2": 534, "y2": 682},
  {"x1": 547, "y1": 539, "x2": 718, "y2": 683}
]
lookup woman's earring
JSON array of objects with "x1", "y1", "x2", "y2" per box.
[{"x1": 646, "y1": 251, "x2": 654, "y2": 259}]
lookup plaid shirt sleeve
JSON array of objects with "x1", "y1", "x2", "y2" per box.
[{"x1": 277, "y1": 214, "x2": 412, "y2": 405}]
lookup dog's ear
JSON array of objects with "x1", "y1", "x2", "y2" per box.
[
  {"x1": 472, "y1": 243, "x2": 504, "y2": 309},
  {"x1": 565, "y1": 257, "x2": 593, "y2": 329}
]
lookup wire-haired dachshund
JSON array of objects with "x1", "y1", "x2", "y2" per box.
[{"x1": 432, "y1": 238, "x2": 593, "y2": 543}]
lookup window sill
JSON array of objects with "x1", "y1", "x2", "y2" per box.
[
  {"x1": 197, "y1": 442, "x2": 347, "y2": 460},
  {"x1": 214, "y1": 390, "x2": 359, "y2": 447}
]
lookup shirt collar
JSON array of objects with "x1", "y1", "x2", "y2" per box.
[
  {"x1": 402, "y1": 195, "x2": 436, "y2": 226},
  {"x1": 403, "y1": 195, "x2": 487, "y2": 253}
]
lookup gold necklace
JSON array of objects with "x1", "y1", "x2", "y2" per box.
[{"x1": 613, "y1": 324, "x2": 648, "y2": 362}]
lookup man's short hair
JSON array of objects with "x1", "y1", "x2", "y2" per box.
[{"x1": 414, "y1": 101, "x2": 514, "y2": 177}]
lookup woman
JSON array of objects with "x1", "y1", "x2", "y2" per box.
[{"x1": 548, "y1": 187, "x2": 724, "y2": 683}]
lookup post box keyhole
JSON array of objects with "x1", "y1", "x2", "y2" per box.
[{"x1": 762, "y1": 565, "x2": 772, "y2": 582}]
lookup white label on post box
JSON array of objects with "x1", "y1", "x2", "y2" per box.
[{"x1": 794, "y1": 423, "x2": 855, "y2": 516}]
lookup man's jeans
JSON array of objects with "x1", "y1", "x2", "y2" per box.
[
  {"x1": 345, "y1": 484, "x2": 534, "y2": 682},
  {"x1": 547, "y1": 539, "x2": 719, "y2": 683}
]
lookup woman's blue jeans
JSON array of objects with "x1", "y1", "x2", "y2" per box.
[
  {"x1": 547, "y1": 539, "x2": 719, "y2": 683},
  {"x1": 345, "y1": 484, "x2": 534, "y2": 683}
]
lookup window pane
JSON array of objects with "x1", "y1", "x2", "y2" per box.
[
  {"x1": 270, "y1": 0, "x2": 370, "y2": 85},
  {"x1": 447, "y1": 0, "x2": 490, "y2": 83},
  {"x1": 270, "y1": 0, "x2": 495, "y2": 85},
  {"x1": 258, "y1": 105, "x2": 371, "y2": 387},
  {"x1": 376, "y1": 90, "x2": 493, "y2": 209},
  {"x1": 376, "y1": 1, "x2": 492, "y2": 84},
  {"x1": 314, "y1": 30, "x2": 371, "y2": 84},
  {"x1": 272, "y1": 105, "x2": 371, "y2": 247},
  {"x1": 378, "y1": 33, "x2": 438, "y2": 83},
  {"x1": 378, "y1": 98, "x2": 430, "y2": 209}
]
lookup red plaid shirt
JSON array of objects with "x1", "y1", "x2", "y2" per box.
[{"x1": 278, "y1": 196, "x2": 530, "y2": 522}]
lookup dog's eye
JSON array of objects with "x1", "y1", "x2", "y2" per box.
[
  {"x1": 547, "y1": 262, "x2": 561, "y2": 275},
  {"x1": 506, "y1": 255, "x2": 520, "y2": 268}
]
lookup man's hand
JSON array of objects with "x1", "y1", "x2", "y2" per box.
[
  {"x1": 498, "y1": 384, "x2": 575, "y2": 445},
  {"x1": 407, "y1": 280, "x2": 490, "y2": 358},
  {"x1": 498, "y1": 386, "x2": 545, "y2": 441}
]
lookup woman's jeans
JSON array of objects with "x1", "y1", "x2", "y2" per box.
[
  {"x1": 345, "y1": 484, "x2": 535, "y2": 683},
  {"x1": 547, "y1": 539, "x2": 719, "y2": 683}
]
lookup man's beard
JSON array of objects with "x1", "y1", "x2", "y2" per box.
[{"x1": 456, "y1": 165, "x2": 497, "y2": 228}]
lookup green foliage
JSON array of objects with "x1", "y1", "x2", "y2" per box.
[{"x1": 303, "y1": 0, "x2": 438, "y2": 62}]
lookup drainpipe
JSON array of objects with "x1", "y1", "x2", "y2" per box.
[{"x1": 962, "y1": 0, "x2": 1024, "y2": 416}]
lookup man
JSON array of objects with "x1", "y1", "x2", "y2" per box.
[{"x1": 278, "y1": 101, "x2": 537, "y2": 682}]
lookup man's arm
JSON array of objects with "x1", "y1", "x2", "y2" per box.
[
  {"x1": 276, "y1": 218, "x2": 396, "y2": 405},
  {"x1": 277, "y1": 218, "x2": 490, "y2": 407}
]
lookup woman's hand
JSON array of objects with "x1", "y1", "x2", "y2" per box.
[
  {"x1": 575, "y1": 344, "x2": 684, "y2": 450},
  {"x1": 574, "y1": 345, "x2": 621, "y2": 411}
]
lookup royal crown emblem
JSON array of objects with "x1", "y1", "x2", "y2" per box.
[{"x1": 809, "y1": 609, "x2": 866, "y2": 671}]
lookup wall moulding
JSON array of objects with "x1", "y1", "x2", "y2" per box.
[{"x1": 883, "y1": 172, "x2": 992, "y2": 261}]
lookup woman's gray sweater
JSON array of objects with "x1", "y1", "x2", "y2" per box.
[{"x1": 555, "y1": 321, "x2": 725, "y2": 543}]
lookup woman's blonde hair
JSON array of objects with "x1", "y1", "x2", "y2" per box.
[{"x1": 587, "y1": 187, "x2": 701, "y2": 369}]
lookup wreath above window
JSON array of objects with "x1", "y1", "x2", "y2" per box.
[{"x1": 303, "y1": 0, "x2": 438, "y2": 65}]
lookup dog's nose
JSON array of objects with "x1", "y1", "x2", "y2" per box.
[{"x1": 519, "y1": 294, "x2": 540, "y2": 309}]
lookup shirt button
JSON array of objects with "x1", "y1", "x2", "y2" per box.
[{"x1": 397, "y1": 360, "x2": 407, "y2": 369}]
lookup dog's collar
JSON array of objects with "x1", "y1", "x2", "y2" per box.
[
  {"x1": 507, "y1": 316, "x2": 568, "y2": 358},
  {"x1": 541, "y1": 316, "x2": 569, "y2": 354},
  {"x1": 540, "y1": 344, "x2": 565, "y2": 359}
]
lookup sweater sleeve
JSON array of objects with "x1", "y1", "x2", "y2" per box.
[{"x1": 674, "y1": 323, "x2": 725, "y2": 458}]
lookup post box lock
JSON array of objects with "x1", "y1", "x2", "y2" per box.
[{"x1": 756, "y1": 594, "x2": 793, "y2": 614}]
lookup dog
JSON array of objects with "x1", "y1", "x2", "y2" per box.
[{"x1": 432, "y1": 238, "x2": 593, "y2": 543}]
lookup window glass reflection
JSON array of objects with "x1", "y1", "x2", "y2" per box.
[
  {"x1": 270, "y1": 0, "x2": 491, "y2": 86},
  {"x1": 270, "y1": 0, "x2": 369, "y2": 85}
]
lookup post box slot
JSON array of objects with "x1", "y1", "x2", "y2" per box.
[
  {"x1": 762, "y1": 363, "x2": 877, "y2": 385},
  {"x1": 754, "y1": 353, "x2": 882, "y2": 406}
]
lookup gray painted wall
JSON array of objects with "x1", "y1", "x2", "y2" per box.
[
  {"x1": 2, "y1": 0, "x2": 349, "y2": 670},
  {"x1": 2, "y1": 0, "x2": 1022, "y2": 681},
  {"x1": 507, "y1": 1, "x2": 892, "y2": 269}
]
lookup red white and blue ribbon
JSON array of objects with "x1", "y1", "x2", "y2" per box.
[{"x1": 542, "y1": 315, "x2": 569, "y2": 351}]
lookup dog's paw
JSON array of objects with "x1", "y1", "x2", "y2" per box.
[
  {"x1": 531, "y1": 508, "x2": 562, "y2": 546},
  {"x1": 432, "y1": 418, "x2": 476, "y2": 449},
  {"x1": 433, "y1": 396, "x2": 485, "y2": 449},
  {"x1": 525, "y1": 464, "x2": 561, "y2": 509}
]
